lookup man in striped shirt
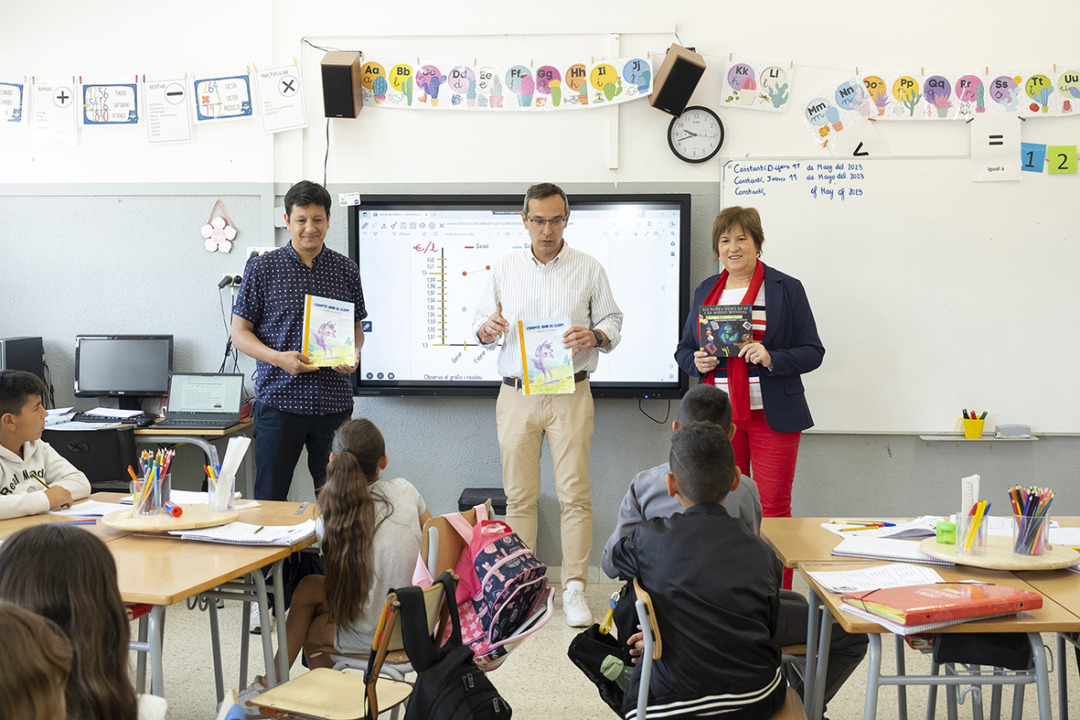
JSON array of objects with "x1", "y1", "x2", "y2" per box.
[{"x1": 474, "y1": 183, "x2": 623, "y2": 627}]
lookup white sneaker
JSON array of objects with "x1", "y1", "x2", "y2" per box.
[
  {"x1": 248, "y1": 604, "x2": 274, "y2": 635},
  {"x1": 235, "y1": 678, "x2": 267, "y2": 717},
  {"x1": 562, "y1": 581, "x2": 593, "y2": 627}
]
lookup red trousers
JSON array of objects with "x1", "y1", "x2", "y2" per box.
[{"x1": 731, "y1": 409, "x2": 802, "y2": 589}]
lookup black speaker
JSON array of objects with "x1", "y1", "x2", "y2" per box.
[
  {"x1": 321, "y1": 51, "x2": 363, "y2": 118},
  {"x1": 0, "y1": 336, "x2": 44, "y2": 381},
  {"x1": 649, "y1": 44, "x2": 707, "y2": 117}
]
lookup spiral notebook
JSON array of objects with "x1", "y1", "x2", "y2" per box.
[{"x1": 832, "y1": 537, "x2": 954, "y2": 566}]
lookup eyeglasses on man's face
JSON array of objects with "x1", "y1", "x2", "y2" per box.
[{"x1": 526, "y1": 216, "x2": 567, "y2": 229}]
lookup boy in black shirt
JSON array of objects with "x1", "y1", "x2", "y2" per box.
[{"x1": 611, "y1": 421, "x2": 786, "y2": 720}]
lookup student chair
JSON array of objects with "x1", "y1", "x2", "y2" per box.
[
  {"x1": 420, "y1": 501, "x2": 493, "y2": 579},
  {"x1": 250, "y1": 580, "x2": 451, "y2": 720},
  {"x1": 41, "y1": 426, "x2": 139, "y2": 492},
  {"x1": 632, "y1": 579, "x2": 806, "y2": 720}
]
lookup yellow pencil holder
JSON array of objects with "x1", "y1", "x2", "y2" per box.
[
  {"x1": 963, "y1": 418, "x2": 985, "y2": 439},
  {"x1": 957, "y1": 513, "x2": 987, "y2": 555}
]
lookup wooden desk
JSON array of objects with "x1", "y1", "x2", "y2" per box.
[
  {"x1": 1016, "y1": 569, "x2": 1080, "y2": 720},
  {"x1": 0, "y1": 493, "x2": 317, "y2": 702},
  {"x1": 801, "y1": 563, "x2": 1080, "y2": 720},
  {"x1": 760, "y1": 516, "x2": 877, "y2": 567},
  {"x1": 135, "y1": 418, "x2": 256, "y2": 497},
  {"x1": 761, "y1": 517, "x2": 1080, "y2": 720},
  {"x1": 101, "y1": 492, "x2": 316, "y2": 698}
]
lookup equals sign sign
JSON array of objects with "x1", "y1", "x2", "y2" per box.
[{"x1": 989, "y1": 134, "x2": 1004, "y2": 146}]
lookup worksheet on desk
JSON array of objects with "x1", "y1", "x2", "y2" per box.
[{"x1": 807, "y1": 563, "x2": 945, "y2": 594}]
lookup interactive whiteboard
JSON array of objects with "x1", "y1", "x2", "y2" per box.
[
  {"x1": 721, "y1": 158, "x2": 1080, "y2": 433},
  {"x1": 348, "y1": 195, "x2": 691, "y2": 398}
]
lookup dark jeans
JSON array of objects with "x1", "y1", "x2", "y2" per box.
[
  {"x1": 252, "y1": 402, "x2": 352, "y2": 501},
  {"x1": 776, "y1": 589, "x2": 869, "y2": 708}
]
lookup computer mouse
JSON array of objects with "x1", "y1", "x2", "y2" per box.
[{"x1": 135, "y1": 416, "x2": 157, "y2": 428}]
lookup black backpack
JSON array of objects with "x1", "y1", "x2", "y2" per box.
[{"x1": 397, "y1": 572, "x2": 513, "y2": 720}]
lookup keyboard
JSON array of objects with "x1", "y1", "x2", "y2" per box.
[
  {"x1": 71, "y1": 412, "x2": 152, "y2": 424},
  {"x1": 154, "y1": 418, "x2": 237, "y2": 429}
]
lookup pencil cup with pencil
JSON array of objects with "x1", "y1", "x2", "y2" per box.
[
  {"x1": 206, "y1": 465, "x2": 235, "y2": 513},
  {"x1": 957, "y1": 507, "x2": 988, "y2": 556},
  {"x1": 131, "y1": 474, "x2": 172, "y2": 516},
  {"x1": 1009, "y1": 485, "x2": 1053, "y2": 556}
]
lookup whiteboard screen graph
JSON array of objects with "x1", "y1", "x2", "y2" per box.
[
  {"x1": 721, "y1": 158, "x2": 1080, "y2": 434},
  {"x1": 348, "y1": 195, "x2": 690, "y2": 398}
]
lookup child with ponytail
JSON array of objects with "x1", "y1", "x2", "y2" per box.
[{"x1": 266, "y1": 418, "x2": 431, "y2": 679}]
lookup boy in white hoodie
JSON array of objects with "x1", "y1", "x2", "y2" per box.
[{"x1": 0, "y1": 370, "x2": 90, "y2": 520}]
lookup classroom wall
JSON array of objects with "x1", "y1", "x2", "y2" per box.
[{"x1": 4, "y1": 1, "x2": 1079, "y2": 578}]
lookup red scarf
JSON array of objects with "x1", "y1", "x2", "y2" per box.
[{"x1": 700, "y1": 261, "x2": 765, "y2": 422}]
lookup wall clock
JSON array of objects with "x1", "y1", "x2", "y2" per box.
[{"x1": 668, "y1": 106, "x2": 724, "y2": 163}]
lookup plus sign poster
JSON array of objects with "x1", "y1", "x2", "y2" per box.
[
  {"x1": 254, "y1": 64, "x2": 306, "y2": 133},
  {"x1": 30, "y1": 80, "x2": 77, "y2": 146}
]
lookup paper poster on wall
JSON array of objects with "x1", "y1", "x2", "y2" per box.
[
  {"x1": 143, "y1": 78, "x2": 192, "y2": 143},
  {"x1": 859, "y1": 72, "x2": 926, "y2": 119},
  {"x1": 721, "y1": 57, "x2": 793, "y2": 112},
  {"x1": 1053, "y1": 68, "x2": 1080, "y2": 114},
  {"x1": 193, "y1": 74, "x2": 253, "y2": 121},
  {"x1": 254, "y1": 64, "x2": 306, "y2": 132},
  {"x1": 1019, "y1": 70, "x2": 1056, "y2": 117},
  {"x1": 970, "y1": 115, "x2": 1020, "y2": 181},
  {"x1": 358, "y1": 57, "x2": 650, "y2": 110},
  {"x1": 30, "y1": 80, "x2": 77, "y2": 146},
  {"x1": 1021, "y1": 142, "x2": 1047, "y2": 172},
  {"x1": 0, "y1": 81, "x2": 24, "y2": 123},
  {"x1": 803, "y1": 77, "x2": 872, "y2": 149},
  {"x1": 82, "y1": 83, "x2": 138, "y2": 125},
  {"x1": 1047, "y1": 145, "x2": 1077, "y2": 174}
]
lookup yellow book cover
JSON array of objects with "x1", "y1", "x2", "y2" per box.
[
  {"x1": 517, "y1": 316, "x2": 574, "y2": 395},
  {"x1": 302, "y1": 294, "x2": 355, "y2": 367}
]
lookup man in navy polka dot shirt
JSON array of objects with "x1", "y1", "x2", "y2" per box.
[{"x1": 231, "y1": 180, "x2": 366, "y2": 501}]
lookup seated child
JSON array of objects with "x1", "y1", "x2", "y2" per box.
[
  {"x1": 261, "y1": 417, "x2": 431, "y2": 684},
  {"x1": 0, "y1": 600, "x2": 73, "y2": 720},
  {"x1": 602, "y1": 384, "x2": 866, "y2": 711},
  {"x1": 0, "y1": 524, "x2": 167, "y2": 720},
  {"x1": 0, "y1": 370, "x2": 90, "y2": 519},
  {"x1": 611, "y1": 420, "x2": 786, "y2": 720}
]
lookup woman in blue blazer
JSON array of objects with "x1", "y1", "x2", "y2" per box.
[{"x1": 675, "y1": 207, "x2": 823, "y2": 583}]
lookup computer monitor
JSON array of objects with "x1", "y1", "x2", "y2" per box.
[{"x1": 74, "y1": 335, "x2": 174, "y2": 410}]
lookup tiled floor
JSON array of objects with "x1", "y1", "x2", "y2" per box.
[{"x1": 152, "y1": 577, "x2": 1080, "y2": 719}]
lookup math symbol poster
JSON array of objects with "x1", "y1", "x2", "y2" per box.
[
  {"x1": 0, "y1": 81, "x2": 25, "y2": 123},
  {"x1": 30, "y1": 80, "x2": 77, "y2": 146},
  {"x1": 143, "y1": 78, "x2": 192, "y2": 143},
  {"x1": 255, "y1": 64, "x2": 306, "y2": 133},
  {"x1": 82, "y1": 83, "x2": 138, "y2": 125},
  {"x1": 193, "y1": 74, "x2": 253, "y2": 122}
]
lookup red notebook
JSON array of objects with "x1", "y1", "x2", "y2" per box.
[{"x1": 841, "y1": 583, "x2": 1043, "y2": 626}]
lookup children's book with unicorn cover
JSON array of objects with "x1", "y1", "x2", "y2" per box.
[
  {"x1": 302, "y1": 295, "x2": 355, "y2": 367},
  {"x1": 517, "y1": 316, "x2": 574, "y2": 395}
]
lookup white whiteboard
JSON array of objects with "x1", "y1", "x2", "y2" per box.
[{"x1": 721, "y1": 158, "x2": 1080, "y2": 434}]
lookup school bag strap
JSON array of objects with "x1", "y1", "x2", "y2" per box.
[{"x1": 397, "y1": 571, "x2": 461, "y2": 673}]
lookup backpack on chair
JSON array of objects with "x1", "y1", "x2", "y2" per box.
[
  {"x1": 444, "y1": 507, "x2": 552, "y2": 670},
  {"x1": 397, "y1": 571, "x2": 513, "y2": 720}
]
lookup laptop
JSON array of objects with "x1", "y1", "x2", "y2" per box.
[{"x1": 155, "y1": 373, "x2": 244, "y2": 429}]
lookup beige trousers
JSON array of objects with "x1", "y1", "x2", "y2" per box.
[{"x1": 496, "y1": 379, "x2": 594, "y2": 587}]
